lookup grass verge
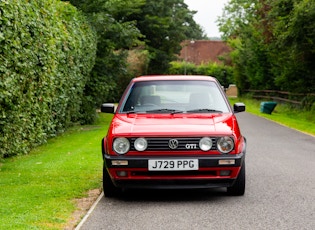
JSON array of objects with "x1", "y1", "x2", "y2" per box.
[
  {"x1": 0, "y1": 113, "x2": 113, "y2": 229},
  {"x1": 230, "y1": 97, "x2": 315, "y2": 136}
]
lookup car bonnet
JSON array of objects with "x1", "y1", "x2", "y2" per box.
[{"x1": 109, "y1": 113, "x2": 234, "y2": 136}]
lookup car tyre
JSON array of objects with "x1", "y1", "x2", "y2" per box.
[
  {"x1": 227, "y1": 162, "x2": 245, "y2": 196},
  {"x1": 103, "y1": 166, "x2": 121, "y2": 197}
]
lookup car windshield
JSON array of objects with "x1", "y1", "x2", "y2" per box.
[{"x1": 120, "y1": 80, "x2": 230, "y2": 113}]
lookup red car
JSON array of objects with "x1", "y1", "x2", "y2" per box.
[{"x1": 101, "y1": 75, "x2": 246, "y2": 196}]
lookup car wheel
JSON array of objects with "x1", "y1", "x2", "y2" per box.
[
  {"x1": 103, "y1": 166, "x2": 121, "y2": 197},
  {"x1": 227, "y1": 162, "x2": 245, "y2": 196}
]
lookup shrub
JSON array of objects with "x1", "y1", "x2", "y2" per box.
[
  {"x1": 168, "y1": 61, "x2": 234, "y2": 87},
  {"x1": 0, "y1": 0, "x2": 96, "y2": 158}
]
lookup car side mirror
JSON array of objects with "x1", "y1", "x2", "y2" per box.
[
  {"x1": 101, "y1": 103, "x2": 115, "y2": 113},
  {"x1": 233, "y1": 103, "x2": 245, "y2": 113}
]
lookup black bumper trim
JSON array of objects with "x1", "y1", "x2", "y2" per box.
[
  {"x1": 113, "y1": 179, "x2": 235, "y2": 189},
  {"x1": 104, "y1": 153, "x2": 245, "y2": 168}
]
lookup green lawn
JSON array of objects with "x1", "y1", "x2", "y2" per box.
[
  {"x1": 0, "y1": 113, "x2": 113, "y2": 229},
  {"x1": 229, "y1": 97, "x2": 315, "y2": 136}
]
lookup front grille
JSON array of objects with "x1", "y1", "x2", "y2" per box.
[{"x1": 130, "y1": 137, "x2": 217, "y2": 151}]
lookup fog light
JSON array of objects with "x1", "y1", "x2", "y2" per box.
[
  {"x1": 134, "y1": 138, "x2": 148, "y2": 151},
  {"x1": 220, "y1": 170, "x2": 231, "y2": 176},
  {"x1": 199, "y1": 137, "x2": 212, "y2": 151},
  {"x1": 112, "y1": 160, "x2": 128, "y2": 166},
  {"x1": 218, "y1": 159, "x2": 235, "y2": 165},
  {"x1": 116, "y1": 171, "x2": 128, "y2": 177}
]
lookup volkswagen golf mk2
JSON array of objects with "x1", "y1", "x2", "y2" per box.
[{"x1": 101, "y1": 75, "x2": 246, "y2": 197}]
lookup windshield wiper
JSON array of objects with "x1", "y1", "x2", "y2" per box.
[
  {"x1": 125, "y1": 110, "x2": 147, "y2": 114},
  {"x1": 145, "y1": 109, "x2": 184, "y2": 114},
  {"x1": 186, "y1": 109, "x2": 222, "y2": 113}
]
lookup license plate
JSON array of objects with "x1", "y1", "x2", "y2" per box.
[{"x1": 148, "y1": 159, "x2": 198, "y2": 171}]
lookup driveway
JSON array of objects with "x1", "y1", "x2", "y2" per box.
[{"x1": 77, "y1": 112, "x2": 315, "y2": 230}]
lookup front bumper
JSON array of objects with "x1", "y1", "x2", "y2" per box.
[{"x1": 104, "y1": 153, "x2": 245, "y2": 189}]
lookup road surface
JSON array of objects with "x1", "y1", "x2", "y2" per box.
[{"x1": 78, "y1": 112, "x2": 315, "y2": 230}]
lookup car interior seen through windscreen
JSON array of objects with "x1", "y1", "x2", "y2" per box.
[{"x1": 121, "y1": 80, "x2": 230, "y2": 113}]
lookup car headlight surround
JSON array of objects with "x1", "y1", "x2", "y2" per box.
[
  {"x1": 199, "y1": 137, "x2": 213, "y2": 151},
  {"x1": 113, "y1": 137, "x2": 130, "y2": 155},
  {"x1": 217, "y1": 136, "x2": 234, "y2": 154},
  {"x1": 134, "y1": 138, "x2": 148, "y2": 151}
]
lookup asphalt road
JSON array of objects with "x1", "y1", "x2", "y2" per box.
[{"x1": 78, "y1": 112, "x2": 315, "y2": 230}]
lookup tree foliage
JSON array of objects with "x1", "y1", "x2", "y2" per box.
[
  {"x1": 269, "y1": 0, "x2": 315, "y2": 93},
  {"x1": 128, "y1": 0, "x2": 206, "y2": 74},
  {"x1": 62, "y1": 0, "x2": 146, "y2": 123},
  {"x1": 65, "y1": 0, "x2": 206, "y2": 111},
  {"x1": 218, "y1": 0, "x2": 315, "y2": 97}
]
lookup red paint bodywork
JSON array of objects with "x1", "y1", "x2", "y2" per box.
[
  {"x1": 105, "y1": 113, "x2": 244, "y2": 156},
  {"x1": 101, "y1": 75, "x2": 246, "y2": 190}
]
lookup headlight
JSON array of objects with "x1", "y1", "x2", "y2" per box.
[
  {"x1": 113, "y1": 137, "x2": 130, "y2": 154},
  {"x1": 134, "y1": 138, "x2": 147, "y2": 151},
  {"x1": 199, "y1": 137, "x2": 212, "y2": 151},
  {"x1": 217, "y1": 136, "x2": 234, "y2": 154}
]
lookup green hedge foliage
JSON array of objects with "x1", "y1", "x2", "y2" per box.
[
  {"x1": 0, "y1": 0, "x2": 96, "y2": 158},
  {"x1": 168, "y1": 61, "x2": 234, "y2": 88}
]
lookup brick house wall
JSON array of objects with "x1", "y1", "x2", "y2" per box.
[{"x1": 179, "y1": 40, "x2": 231, "y2": 65}]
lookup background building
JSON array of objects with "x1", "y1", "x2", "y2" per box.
[{"x1": 179, "y1": 40, "x2": 231, "y2": 65}]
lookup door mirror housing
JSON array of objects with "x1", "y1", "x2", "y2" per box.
[
  {"x1": 233, "y1": 103, "x2": 245, "y2": 113},
  {"x1": 101, "y1": 103, "x2": 115, "y2": 113}
]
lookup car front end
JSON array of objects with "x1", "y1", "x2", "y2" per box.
[{"x1": 101, "y1": 75, "x2": 246, "y2": 196}]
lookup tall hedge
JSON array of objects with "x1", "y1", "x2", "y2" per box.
[{"x1": 0, "y1": 0, "x2": 96, "y2": 158}]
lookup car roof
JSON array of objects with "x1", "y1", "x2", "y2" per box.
[{"x1": 132, "y1": 75, "x2": 217, "y2": 82}]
